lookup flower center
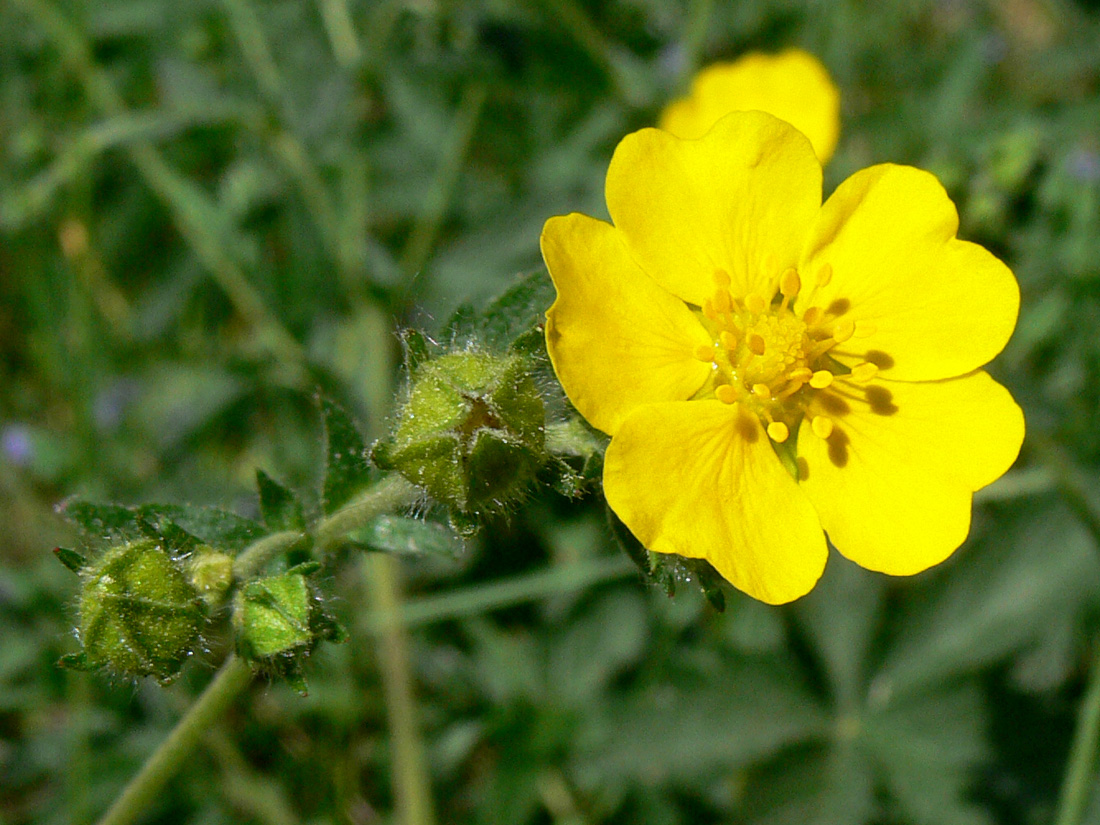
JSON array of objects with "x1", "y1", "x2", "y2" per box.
[{"x1": 692, "y1": 266, "x2": 879, "y2": 444}]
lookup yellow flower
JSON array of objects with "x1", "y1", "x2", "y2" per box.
[
  {"x1": 540, "y1": 112, "x2": 1024, "y2": 604},
  {"x1": 660, "y1": 49, "x2": 841, "y2": 164}
]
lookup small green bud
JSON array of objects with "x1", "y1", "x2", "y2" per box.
[
  {"x1": 187, "y1": 548, "x2": 234, "y2": 607},
  {"x1": 77, "y1": 540, "x2": 205, "y2": 682},
  {"x1": 376, "y1": 351, "x2": 546, "y2": 519},
  {"x1": 233, "y1": 572, "x2": 313, "y2": 660}
]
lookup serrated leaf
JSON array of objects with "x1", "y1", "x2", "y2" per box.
[
  {"x1": 53, "y1": 547, "x2": 86, "y2": 573},
  {"x1": 879, "y1": 504, "x2": 1099, "y2": 698},
  {"x1": 477, "y1": 269, "x2": 555, "y2": 352},
  {"x1": 863, "y1": 683, "x2": 992, "y2": 825},
  {"x1": 320, "y1": 398, "x2": 373, "y2": 515},
  {"x1": 348, "y1": 515, "x2": 463, "y2": 558},
  {"x1": 549, "y1": 589, "x2": 648, "y2": 704},
  {"x1": 256, "y1": 470, "x2": 305, "y2": 531},
  {"x1": 794, "y1": 552, "x2": 885, "y2": 710},
  {"x1": 61, "y1": 500, "x2": 144, "y2": 541},
  {"x1": 133, "y1": 504, "x2": 267, "y2": 552},
  {"x1": 399, "y1": 328, "x2": 434, "y2": 374},
  {"x1": 578, "y1": 657, "x2": 827, "y2": 785}
]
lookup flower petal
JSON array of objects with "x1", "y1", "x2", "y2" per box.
[
  {"x1": 606, "y1": 112, "x2": 822, "y2": 306},
  {"x1": 542, "y1": 213, "x2": 714, "y2": 436},
  {"x1": 797, "y1": 164, "x2": 1020, "y2": 381},
  {"x1": 659, "y1": 49, "x2": 841, "y2": 163},
  {"x1": 797, "y1": 372, "x2": 1025, "y2": 575},
  {"x1": 605, "y1": 400, "x2": 827, "y2": 604}
]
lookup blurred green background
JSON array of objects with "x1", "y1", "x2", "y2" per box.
[{"x1": 3, "y1": 0, "x2": 1100, "y2": 823}]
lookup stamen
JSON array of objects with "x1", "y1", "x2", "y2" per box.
[
  {"x1": 849, "y1": 362, "x2": 879, "y2": 382},
  {"x1": 713, "y1": 288, "x2": 732, "y2": 314},
  {"x1": 744, "y1": 293, "x2": 767, "y2": 315},
  {"x1": 719, "y1": 331, "x2": 738, "y2": 351},
  {"x1": 832, "y1": 319, "x2": 856, "y2": 344},
  {"x1": 809, "y1": 370, "x2": 834, "y2": 389},
  {"x1": 779, "y1": 268, "x2": 801, "y2": 297},
  {"x1": 752, "y1": 383, "x2": 771, "y2": 400},
  {"x1": 703, "y1": 298, "x2": 718, "y2": 321},
  {"x1": 693, "y1": 345, "x2": 715, "y2": 362},
  {"x1": 767, "y1": 421, "x2": 789, "y2": 443},
  {"x1": 778, "y1": 268, "x2": 801, "y2": 313},
  {"x1": 788, "y1": 367, "x2": 813, "y2": 383},
  {"x1": 715, "y1": 384, "x2": 738, "y2": 404},
  {"x1": 811, "y1": 416, "x2": 834, "y2": 439},
  {"x1": 748, "y1": 334, "x2": 766, "y2": 355},
  {"x1": 854, "y1": 320, "x2": 877, "y2": 338},
  {"x1": 803, "y1": 306, "x2": 823, "y2": 326},
  {"x1": 816, "y1": 263, "x2": 833, "y2": 288},
  {"x1": 713, "y1": 269, "x2": 731, "y2": 288}
]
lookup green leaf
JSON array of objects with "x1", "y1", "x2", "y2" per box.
[
  {"x1": 53, "y1": 547, "x2": 86, "y2": 573},
  {"x1": 794, "y1": 552, "x2": 885, "y2": 710},
  {"x1": 133, "y1": 504, "x2": 267, "y2": 552},
  {"x1": 399, "y1": 328, "x2": 434, "y2": 374},
  {"x1": 256, "y1": 470, "x2": 305, "y2": 531},
  {"x1": 549, "y1": 589, "x2": 648, "y2": 704},
  {"x1": 348, "y1": 515, "x2": 463, "y2": 559},
  {"x1": 61, "y1": 500, "x2": 144, "y2": 541},
  {"x1": 320, "y1": 397, "x2": 373, "y2": 515},
  {"x1": 477, "y1": 269, "x2": 555, "y2": 352},
  {"x1": 879, "y1": 504, "x2": 1099, "y2": 698}
]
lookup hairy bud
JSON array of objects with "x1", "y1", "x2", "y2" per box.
[{"x1": 74, "y1": 540, "x2": 205, "y2": 682}]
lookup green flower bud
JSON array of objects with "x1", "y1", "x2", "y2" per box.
[
  {"x1": 76, "y1": 540, "x2": 205, "y2": 682},
  {"x1": 376, "y1": 351, "x2": 546, "y2": 519},
  {"x1": 233, "y1": 571, "x2": 314, "y2": 660},
  {"x1": 187, "y1": 548, "x2": 234, "y2": 607}
]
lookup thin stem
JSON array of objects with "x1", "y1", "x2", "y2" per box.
[
  {"x1": 398, "y1": 82, "x2": 488, "y2": 289},
  {"x1": 316, "y1": 475, "x2": 420, "y2": 547},
  {"x1": 362, "y1": 555, "x2": 636, "y2": 633},
  {"x1": 317, "y1": 0, "x2": 363, "y2": 69},
  {"x1": 232, "y1": 530, "x2": 304, "y2": 580},
  {"x1": 95, "y1": 656, "x2": 254, "y2": 825},
  {"x1": 1055, "y1": 642, "x2": 1100, "y2": 825},
  {"x1": 364, "y1": 553, "x2": 436, "y2": 825}
]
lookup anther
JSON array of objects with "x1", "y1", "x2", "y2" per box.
[
  {"x1": 854, "y1": 321, "x2": 878, "y2": 338},
  {"x1": 849, "y1": 362, "x2": 879, "y2": 382},
  {"x1": 809, "y1": 370, "x2": 834, "y2": 389},
  {"x1": 719, "y1": 331, "x2": 738, "y2": 351},
  {"x1": 745, "y1": 293, "x2": 767, "y2": 314},
  {"x1": 715, "y1": 384, "x2": 738, "y2": 404},
  {"x1": 811, "y1": 416, "x2": 834, "y2": 439},
  {"x1": 748, "y1": 334, "x2": 766, "y2": 355},
  {"x1": 803, "y1": 306, "x2": 823, "y2": 326},
  {"x1": 693, "y1": 345, "x2": 715, "y2": 362},
  {"x1": 832, "y1": 319, "x2": 856, "y2": 344},
  {"x1": 703, "y1": 298, "x2": 718, "y2": 321},
  {"x1": 767, "y1": 421, "x2": 790, "y2": 443},
  {"x1": 788, "y1": 367, "x2": 813, "y2": 383},
  {"x1": 713, "y1": 269, "x2": 731, "y2": 288},
  {"x1": 816, "y1": 263, "x2": 833, "y2": 288},
  {"x1": 713, "y1": 289, "x2": 732, "y2": 314},
  {"x1": 779, "y1": 268, "x2": 801, "y2": 297},
  {"x1": 752, "y1": 383, "x2": 771, "y2": 399}
]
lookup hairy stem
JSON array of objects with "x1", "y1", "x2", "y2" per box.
[{"x1": 96, "y1": 656, "x2": 253, "y2": 825}]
